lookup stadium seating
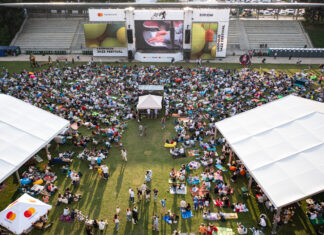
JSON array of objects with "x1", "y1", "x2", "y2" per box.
[
  {"x1": 13, "y1": 18, "x2": 81, "y2": 52},
  {"x1": 242, "y1": 20, "x2": 312, "y2": 49}
]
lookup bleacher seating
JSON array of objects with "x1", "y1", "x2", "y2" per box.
[
  {"x1": 227, "y1": 20, "x2": 240, "y2": 50},
  {"x1": 242, "y1": 20, "x2": 312, "y2": 49},
  {"x1": 14, "y1": 18, "x2": 81, "y2": 51}
]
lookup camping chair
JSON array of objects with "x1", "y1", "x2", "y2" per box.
[{"x1": 240, "y1": 186, "x2": 249, "y2": 198}]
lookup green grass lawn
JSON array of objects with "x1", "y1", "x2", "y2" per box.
[
  {"x1": 0, "y1": 61, "x2": 321, "y2": 235},
  {"x1": 303, "y1": 22, "x2": 324, "y2": 48}
]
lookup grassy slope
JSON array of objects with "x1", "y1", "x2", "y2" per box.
[
  {"x1": 303, "y1": 22, "x2": 324, "y2": 48},
  {"x1": 0, "y1": 61, "x2": 321, "y2": 235}
]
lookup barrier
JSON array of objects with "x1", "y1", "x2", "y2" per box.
[{"x1": 269, "y1": 48, "x2": 324, "y2": 58}]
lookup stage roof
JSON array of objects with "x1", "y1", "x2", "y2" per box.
[
  {"x1": 216, "y1": 95, "x2": 324, "y2": 208},
  {"x1": 0, "y1": 94, "x2": 69, "y2": 184}
]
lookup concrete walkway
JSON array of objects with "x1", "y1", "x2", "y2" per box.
[{"x1": 0, "y1": 54, "x2": 323, "y2": 65}]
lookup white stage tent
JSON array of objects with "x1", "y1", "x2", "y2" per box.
[
  {"x1": 0, "y1": 94, "x2": 69, "y2": 184},
  {"x1": 137, "y1": 94, "x2": 162, "y2": 110},
  {"x1": 216, "y1": 95, "x2": 324, "y2": 209},
  {"x1": 0, "y1": 193, "x2": 52, "y2": 234}
]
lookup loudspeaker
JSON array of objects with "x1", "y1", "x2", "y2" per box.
[
  {"x1": 184, "y1": 50, "x2": 191, "y2": 61},
  {"x1": 128, "y1": 50, "x2": 133, "y2": 60},
  {"x1": 185, "y1": 29, "x2": 191, "y2": 44},
  {"x1": 127, "y1": 29, "x2": 133, "y2": 44}
]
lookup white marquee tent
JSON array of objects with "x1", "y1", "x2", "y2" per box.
[
  {"x1": 137, "y1": 94, "x2": 162, "y2": 110},
  {"x1": 0, "y1": 193, "x2": 52, "y2": 234},
  {"x1": 0, "y1": 94, "x2": 69, "y2": 184},
  {"x1": 216, "y1": 95, "x2": 324, "y2": 209}
]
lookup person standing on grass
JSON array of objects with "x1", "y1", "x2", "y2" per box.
[
  {"x1": 132, "y1": 206, "x2": 138, "y2": 224},
  {"x1": 126, "y1": 208, "x2": 132, "y2": 222},
  {"x1": 161, "y1": 198, "x2": 166, "y2": 214},
  {"x1": 161, "y1": 117, "x2": 166, "y2": 129},
  {"x1": 153, "y1": 188, "x2": 159, "y2": 202},
  {"x1": 139, "y1": 124, "x2": 143, "y2": 136},
  {"x1": 113, "y1": 214, "x2": 120, "y2": 231},
  {"x1": 129, "y1": 187, "x2": 135, "y2": 204},
  {"x1": 152, "y1": 215, "x2": 159, "y2": 231},
  {"x1": 121, "y1": 149, "x2": 127, "y2": 162}
]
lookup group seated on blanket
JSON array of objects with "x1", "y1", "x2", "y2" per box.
[
  {"x1": 170, "y1": 147, "x2": 186, "y2": 159},
  {"x1": 306, "y1": 198, "x2": 323, "y2": 225},
  {"x1": 60, "y1": 208, "x2": 87, "y2": 223},
  {"x1": 190, "y1": 184, "x2": 210, "y2": 197},
  {"x1": 169, "y1": 184, "x2": 186, "y2": 195},
  {"x1": 55, "y1": 188, "x2": 82, "y2": 206},
  {"x1": 77, "y1": 148, "x2": 108, "y2": 161},
  {"x1": 20, "y1": 166, "x2": 44, "y2": 186},
  {"x1": 199, "y1": 141, "x2": 216, "y2": 152},
  {"x1": 229, "y1": 162, "x2": 247, "y2": 183},
  {"x1": 188, "y1": 161, "x2": 201, "y2": 170},
  {"x1": 163, "y1": 210, "x2": 179, "y2": 224},
  {"x1": 237, "y1": 222, "x2": 248, "y2": 234},
  {"x1": 187, "y1": 175, "x2": 200, "y2": 185},
  {"x1": 203, "y1": 210, "x2": 238, "y2": 221},
  {"x1": 50, "y1": 151, "x2": 74, "y2": 164},
  {"x1": 169, "y1": 166, "x2": 187, "y2": 182},
  {"x1": 232, "y1": 203, "x2": 249, "y2": 212},
  {"x1": 214, "y1": 182, "x2": 234, "y2": 196},
  {"x1": 213, "y1": 196, "x2": 231, "y2": 208}
]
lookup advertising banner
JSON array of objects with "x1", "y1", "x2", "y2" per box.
[
  {"x1": 135, "y1": 20, "x2": 183, "y2": 52},
  {"x1": 135, "y1": 52, "x2": 183, "y2": 62},
  {"x1": 89, "y1": 9, "x2": 125, "y2": 22},
  {"x1": 93, "y1": 48, "x2": 128, "y2": 57},
  {"x1": 192, "y1": 9, "x2": 230, "y2": 22},
  {"x1": 84, "y1": 23, "x2": 127, "y2": 48},
  {"x1": 134, "y1": 10, "x2": 184, "y2": 20}
]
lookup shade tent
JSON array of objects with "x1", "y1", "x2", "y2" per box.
[
  {"x1": 138, "y1": 85, "x2": 164, "y2": 91},
  {"x1": 0, "y1": 94, "x2": 70, "y2": 184},
  {"x1": 216, "y1": 95, "x2": 324, "y2": 209},
  {"x1": 137, "y1": 94, "x2": 162, "y2": 110},
  {"x1": 0, "y1": 193, "x2": 52, "y2": 234}
]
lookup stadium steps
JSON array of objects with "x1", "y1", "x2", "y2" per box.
[
  {"x1": 13, "y1": 18, "x2": 82, "y2": 52},
  {"x1": 242, "y1": 20, "x2": 312, "y2": 49}
]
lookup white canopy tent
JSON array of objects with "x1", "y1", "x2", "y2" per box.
[
  {"x1": 0, "y1": 193, "x2": 52, "y2": 234},
  {"x1": 137, "y1": 94, "x2": 162, "y2": 110},
  {"x1": 0, "y1": 94, "x2": 70, "y2": 184},
  {"x1": 216, "y1": 95, "x2": 324, "y2": 209}
]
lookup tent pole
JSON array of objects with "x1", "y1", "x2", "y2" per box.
[
  {"x1": 229, "y1": 149, "x2": 233, "y2": 164},
  {"x1": 45, "y1": 145, "x2": 49, "y2": 155},
  {"x1": 214, "y1": 126, "x2": 218, "y2": 139},
  {"x1": 272, "y1": 207, "x2": 281, "y2": 234},
  {"x1": 16, "y1": 170, "x2": 21, "y2": 186},
  {"x1": 248, "y1": 174, "x2": 253, "y2": 190}
]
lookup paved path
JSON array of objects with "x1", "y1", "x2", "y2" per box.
[{"x1": 0, "y1": 54, "x2": 323, "y2": 65}]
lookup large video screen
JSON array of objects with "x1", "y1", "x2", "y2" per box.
[
  {"x1": 135, "y1": 21, "x2": 183, "y2": 52},
  {"x1": 84, "y1": 23, "x2": 127, "y2": 48},
  {"x1": 191, "y1": 23, "x2": 218, "y2": 59}
]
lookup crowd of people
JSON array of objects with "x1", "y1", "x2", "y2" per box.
[{"x1": 0, "y1": 61, "x2": 323, "y2": 234}]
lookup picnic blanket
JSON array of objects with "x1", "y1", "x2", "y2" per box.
[
  {"x1": 216, "y1": 164, "x2": 228, "y2": 172},
  {"x1": 216, "y1": 227, "x2": 235, "y2": 235},
  {"x1": 310, "y1": 218, "x2": 324, "y2": 225},
  {"x1": 178, "y1": 117, "x2": 190, "y2": 123},
  {"x1": 170, "y1": 186, "x2": 187, "y2": 195},
  {"x1": 187, "y1": 179, "x2": 200, "y2": 185},
  {"x1": 188, "y1": 150, "x2": 200, "y2": 157},
  {"x1": 180, "y1": 210, "x2": 193, "y2": 219},
  {"x1": 162, "y1": 216, "x2": 172, "y2": 224},
  {"x1": 203, "y1": 213, "x2": 238, "y2": 221},
  {"x1": 190, "y1": 186, "x2": 209, "y2": 197},
  {"x1": 71, "y1": 122, "x2": 79, "y2": 130},
  {"x1": 223, "y1": 213, "x2": 238, "y2": 219},
  {"x1": 189, "y1": 161, "x2": 201, "y2": 170}
]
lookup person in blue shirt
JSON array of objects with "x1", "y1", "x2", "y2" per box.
[{"x1": 97, "y1": 157, "x2": 101, "y2": 166}]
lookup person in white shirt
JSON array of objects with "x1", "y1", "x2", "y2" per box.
[
  {"x1": 180, "y1": 199, "x2": 187, "y2": 210},
  {"x1": 98, "y1": 220, "x2": 107, "y2": 231},
  {"x1": 63, "y1": 207, "x2": 70, "y2": 216}
]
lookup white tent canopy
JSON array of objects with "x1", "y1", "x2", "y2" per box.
[
  {"x1": 0, "y1": 94, "x2": 69, "y2": 184},
  {"x1": 216, "y1": 95, "x2": 324, "y2": 208},
  {"x1": 0, "y1": 193, "x2": 52, "y2": 234},
  {"x1": 137, "y1": 94, "x2": 162, "y2": 110}
]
